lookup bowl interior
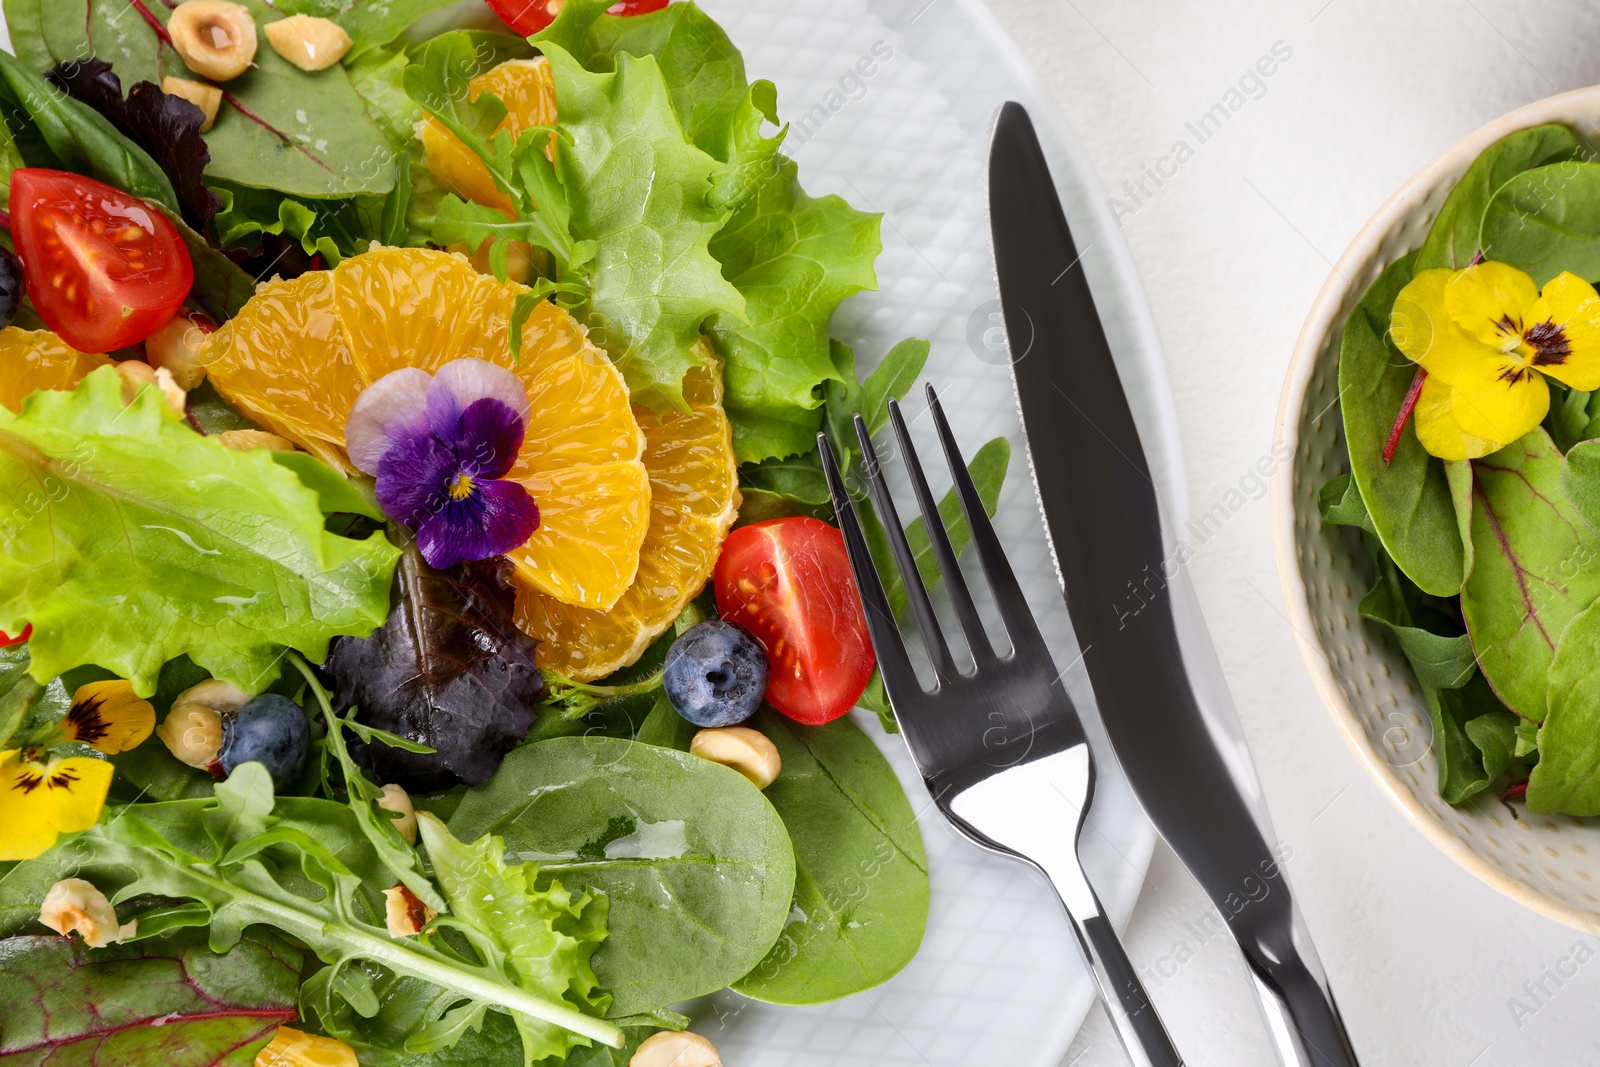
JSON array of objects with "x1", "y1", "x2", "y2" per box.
[{"x1": 1277, "y1": 87, "x2": 1600, "y2": 933}]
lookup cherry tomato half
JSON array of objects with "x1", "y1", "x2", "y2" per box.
[
  {"x1": 9, "y1": 169, "x2": 193, "y2": 354},
  {"x1": 483, "y1": 0, "x2": 670, "y2": 36},
  {"x1": 0, "y1": 625, "x2": 30, "y2": 647},
  {"x1": 714, "y1": 517, "x2": 875, "y2": 725}
]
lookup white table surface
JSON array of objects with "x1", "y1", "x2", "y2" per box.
[{"x1": 970, "y1": 1, "x2": 1600, "y2": 1064}]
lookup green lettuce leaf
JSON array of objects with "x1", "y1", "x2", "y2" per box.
[
  {"x1": 0, "y1": 366, "x2": 399, "y2": 695},
  {"x1": 0, "y1": 928, "x2": 302, "y2": 1065},
  {"x1": 418, "y1": 813, "x2": 610, "y2": 1065},
  {"x1": 212, "y1": 181, "x2": 388, "y2": 266}
]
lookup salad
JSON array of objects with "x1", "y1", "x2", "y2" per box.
[
  {"x1": 0, "y1": 1, "x2": 1013, "y2": 1064},
  {"x1": 1323, "y1": 123, "x2": 1600, "y2": 818}
]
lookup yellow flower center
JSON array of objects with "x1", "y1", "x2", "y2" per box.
[{"x1": 448, "y1": 472, "x2": 475, "y2": 501}]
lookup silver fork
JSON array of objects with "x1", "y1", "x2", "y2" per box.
[{"x1": 818, "y1": 384, "x2": 1183, "y2": 1067}]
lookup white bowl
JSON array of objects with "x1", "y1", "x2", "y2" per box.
[{"x1": 1272, "y1": 86, "x2": 1600, "y2": 933}]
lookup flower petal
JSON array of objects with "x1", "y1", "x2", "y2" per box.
[
  {"x1": 1441, "y1": 355, "x2": 1550, "y2": 444},
  {"x1": 38, "y1": 757, "x2": 113, "y2": 833},
  {"x1": 1391, "y1": 267, "x2": 1453, "y2": 364},
  {"x1": 347, "y1": 368, "x2": 434, "y2": 476},
  {"x1": 451, "y1": 398, "x2": 527, "y2": 480},
  {"x1": 0, "y1": 758, "x2": 57, "y2": 860},
  {"x1": 375, "y1": 430, "x2": 458, "y2": 526},
  {"x1": 58, "y1": 681, "x2": 155, "y2": 754},
  {"x1": 1413, "y1": 374, "x2": 1502, "y2": 460},
  {"x1": 415, "y1": 478, "x2": 540, "y2": 570},
  {"x1": 1445, "y1": 261, "x2": 1540, "y2": 348},
  {"x1": 427, "y1": 358, "x2": 530, "y2": 437},
  {"x1": 1525, "y1": 271, "x2": 1600, "y2": 390}
]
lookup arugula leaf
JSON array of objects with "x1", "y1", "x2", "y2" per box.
[
  {"x1": 46, "y1": 57, "x2": 222, "y2": 229},
  {"x1": 418, "y1": 813, "x2": 610, "y2": 1065},
  {"x1": 0, "y1": 929, "x2": 301, "y2": 1065},
  {"x1": 540, "y1": 43, "x2": 747, "y2": 410},
  {"x1": 711, "y1": 157, "x2": 881, "y2": 460},
  {"x1": 449, "y1": 736, "x2": 796, "y2": 1019},
  {"x1": 16, "y1": 0, "x2": 396, "y2": 199},
  {"x1": 347, "y1": 45, "x2": 425, "y2": 150},
  {"x1": 326, "y1": 532, "x2": 544, "y2": 791},
  {"x1": 732, "y1": 709, "x2": 927, "y2": 1004},
  {"x1": 0, "y1": 763, "x2": 624, "y2": 1052},
  {"x1": 0, "y1": 367, "x2": 399, "y2": 695},
  {"x1": 0, "y1": 47, "x2": 177, "y2": 212}
]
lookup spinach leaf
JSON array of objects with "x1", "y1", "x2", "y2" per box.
[
  {"x1": 732, "y1": 709, "x2": 927, "y2": 1004},
  {"x1": 448, "y1": 736, "x2": 796, "y2": 1018},
  {"x1": 1417, "y1": 123, "x2": 1582, "y2": 271},
  {"x1": 1465, "y1": 709, "x2": 1528, "y2": 782},
  {"x1": 1317, "y1": 472, "x2": 1377, "y2": 536},
  {"x1": 737, "y1": 452, "x2": 834, "y2": 525},
  {"x1": 1482, "y1": 161, "x2": 1600, "y2": 285},
  {"x1": 633, "y1": 691, "x2": 696, "y2": 751},
  {"x1": 0, "y1": 645, "x2": 44, "y2": 751},
  {"x1": 273, "y1": 0, "x2": 464, "y2": 60},
  {"x1": 1529, "y1": 600, "x2": 1600, "y2": 813},
  {"x1": 20, "y1": 0, "x2": 395, "y2": 199},
  {"x1": 1561, "y1": 438, "x2": 1600, "y2": 533},
  {"x1": 1462, "y1": 428, "x2": 1600, "y2": 720},
  {"x1": 0, "y1": 47, "x2": 177, "y2": 211},
  {"x1": 0, "y1": 928, "x2": 301, "y2": 1065},
  {"x1": 326, "y1": 531, "x2": 544, "y2": 791},
  {"x1": 171, "y1": 211, "x2": 261, "y2": 323},
  {"x1": 1548, "y1": 383, "x2": 1595, "y2": 454},
  {"x1": 1357, "y1": 543, "x2": 1476, "y2": 690},
  {"x1": 1338, "y1": 251, "x2": 1465, "y2": 596},
  {"x1": 1426, "y1": 672, "x2": 1511, "y2": 805}
]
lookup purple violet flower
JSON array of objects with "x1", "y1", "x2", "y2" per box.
[{"x1": 346, "y1": 359, "x2": 539, "y2": 570}]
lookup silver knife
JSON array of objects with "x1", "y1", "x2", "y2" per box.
[{"x1": 988, "y1": 101, "x2": 1360, "y2": 1067}]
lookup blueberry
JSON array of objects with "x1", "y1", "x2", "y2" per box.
[
  {"x1": 219, "y1": 694, "x2": 310, "y2": 790},
  {"x1": 0, "y1": 248, "x2": 22, "y2": 331},
  {"x1": 662, "y1": 620, "x2": 768, "y2": 727}
]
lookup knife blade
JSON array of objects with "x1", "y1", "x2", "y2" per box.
[{"x1": 987, "y1": 101, "x2": 1360, "y2": 1067}]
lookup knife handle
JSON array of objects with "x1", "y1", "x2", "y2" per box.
[
  {"x1": 1242, "y1": 921, "x2": 1361, "y2": 1067},
  {"x1": 1037, "y1": 850, "x2": 1184, "y2": 1067}
]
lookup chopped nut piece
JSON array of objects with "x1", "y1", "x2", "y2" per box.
[
  {"x1": 161, "y1": 76, "x2": 223, "y2": 132},
  {"x1": 383, "y1": 883, "x2": 436, "y2": 937},
  {"x1": 115, "y1": 359, "x2": 187, "y2": 415},
  {"x1": 145, "y1": 310, "x2": 215, "y2": 390},
  {"x1": 169, "y1": 0, "x2": 258, "y2": 82},
  {"x1": 630, "y1": 1030, "x2": 721, "y2": 1067},
  {"x1": 689, "y1": 726, "x2": 781, "y2": 789},
  {"x1": 38, "y1": 878, "x2": 136, "y2": 948},
  {"x1": 376, "y1": 783, "x2": 418, "y2": 844},
  {"x1": 263, "y1": 15, "x2": 353, "y2": 73},
  {"x1": 216, "y1": 429, "x2": 298, "y2": 452}
]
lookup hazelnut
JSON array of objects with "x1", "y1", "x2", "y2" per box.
[
  {"x1": 169, "y1": 0, "x2": 258, "y2": 82},
  {"x1": 383, "y1": 883, "x2": 436, "y2": 937},
  {"x1": 263, "y1": 14, "x2": 352, "y2": 73},
  {"x1": 145, "y1": 310, "x2": 215, "y2": 390},
  {"x1": 216, "y1": 429, "x2": 297, "y2": 452},
  {"x1": 157, "y1": 679, "x2": 248, "y2": 770},
  {"x1": 255, "y1": 1027, "x2": 359, "y2": 1067},
  {"x1": 161, "y1": 76, "x2": 222, "y2": 132},
  {"x1": 689, "y1": 727, "x2": 781, "y2": 789},
  {"x1": 630, "y1": 1031, "x2": 721, "y2": 1067},
  {"x1": 39, "y1": 878, "x2": 137, "y2": 948},
  {"x1": 115, "y1": 359, "x2": 186, "y2": 415},
  {"x1": 376, "y1": 783, "x2": 418, "y2": 844}
]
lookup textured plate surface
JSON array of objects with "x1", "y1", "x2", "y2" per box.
[
  {"x1": 1273, "y1": 85, "x2": 1600, "y2": 938},
  {"x1": 0, "y1": 3, "x2": 1186, "y2": 1063}
]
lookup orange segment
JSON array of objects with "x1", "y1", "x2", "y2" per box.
[
  {"x1": 0, "y1": 329, "x2": 110, "y2": 412},
  {"x1": 199, "y1": 247, "x2": 649, "y2": 610},
  {"x1": 518, "y1": 355, "x2": 741, "y2": 681},
  {"x1": 419, "y1": 57, "x2": 559, "y2": 219}
]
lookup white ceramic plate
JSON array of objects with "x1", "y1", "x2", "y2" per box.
[
  {"x1": 1273, "y1": 85, "x2": 1600, "y2": 936},
  {"x1": 0, "y1": 3, "x2": 1188, "y2": 1061}
]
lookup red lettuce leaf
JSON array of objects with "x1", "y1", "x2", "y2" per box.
[
  {"x1": 46, "y1": 58, "x2": 222, "y2": 230},
  {"x1": 327, "y1": 534, "x2": 545, "y2": 791},
  {"x1": 0, "y1": 929, "x2": 302, "y2": 1065}
]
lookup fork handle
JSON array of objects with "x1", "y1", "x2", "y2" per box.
[{"x1": 1038, "y1": 851, "x2": 1184, "y2": 1067}]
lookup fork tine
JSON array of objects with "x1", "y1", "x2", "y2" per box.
[
  {"x1": 925, "y1": 383, "x2": 1046, "y2": 652},
  {"x1": 886, "y1": 398, "x2": 994, "y2": 663},
  {"x1": 851, "y1": 414, "x2": 959, "y2": 682},
  {"x1": 818, "y1": 434, "x2": 923, "y2": 700}
]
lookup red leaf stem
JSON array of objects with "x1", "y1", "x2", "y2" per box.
[{"x1": 1383, "y1": 367, "x2": 1428, "y2": 464}]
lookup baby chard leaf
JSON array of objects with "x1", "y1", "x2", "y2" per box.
[{"x1": 1462, "y1": 428, "x2": 1600, "y2": 720}]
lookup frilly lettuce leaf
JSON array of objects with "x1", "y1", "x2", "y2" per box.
[{"x1": 0, "y1": 367, "x2": 399, "y2": 695}]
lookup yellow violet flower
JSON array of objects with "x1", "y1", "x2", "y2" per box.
[
  {"x1": 0, "y1": 749, "x2": 113, "y2": 860},
  {"x1": 1390, "y1": 261, "x2": 1600, "y2": 459},
  {"x1": 44, "y1": 680, "x2": 156, "y2": 754}
]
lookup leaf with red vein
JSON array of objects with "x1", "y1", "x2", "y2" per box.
[{"x1": 0, "y1": 928, "x2": 302, "y2": 1066}]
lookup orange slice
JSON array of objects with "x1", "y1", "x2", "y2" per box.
[
  {"x1": 420, "y1": 57, "x2": 559, "y2": 219},
  {"x1": 0, "y1": 329, "x2": 109, "y2": 411},
  {"x1": 518, "y1": 352, "x2": 741, "y2": 681},
  {"x1": 198, "y1": 247, "x2": 650, "y2": 611}
]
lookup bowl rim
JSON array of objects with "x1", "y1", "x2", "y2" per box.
[{"x1": 1271, "y1": 84, "x2": 1600, "y2": 935}]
